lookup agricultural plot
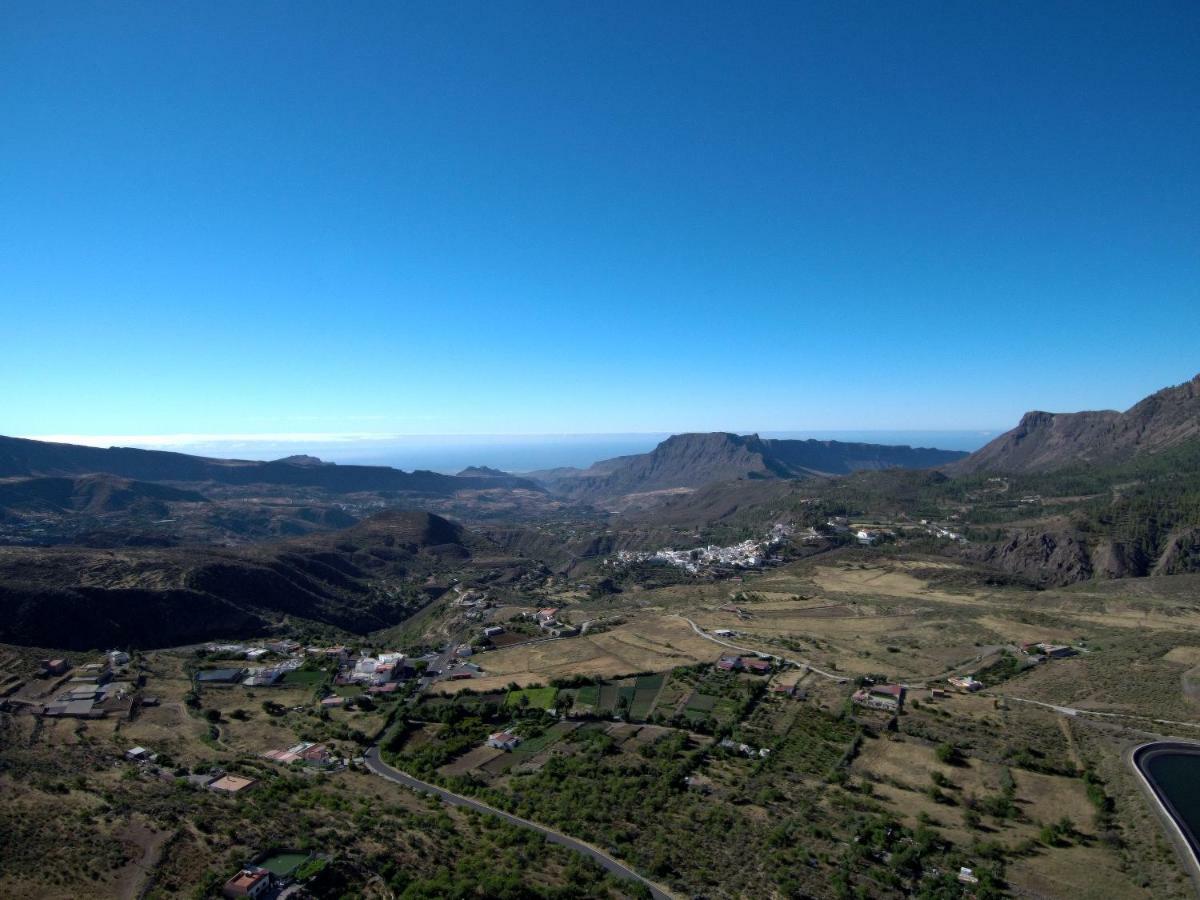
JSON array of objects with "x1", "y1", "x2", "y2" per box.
[
  {"x1": 479, "y1": 752, "x2": 519, "y2": 776},
  {"x1": 596, "y1": 683, "x2": 620, "y2": 715},
  {"x1": 439, "y1": 744, "x2": 504, "y2": 776},
  {"x1": 758, "y1": 703, "x2": 857, "y2": 778},
  {"x1": 571, "y1": 684, "x2": 599, "y2": 713},
  {"x1": 503, "y1": 686, "x2": 557, "y2": 709},
  {"x1": 628, "y1": 673, "x2": 664, "y2": 719},
  {"x1": 511, "y1": 721, "x2": 579, "y2": 757},
  {"x1": 616, "y1": 684, "x2": 636, "y2": 714}
]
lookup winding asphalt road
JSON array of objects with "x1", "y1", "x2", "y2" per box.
[{"x1": 363, "y1": 746, "x2": 674, "y2": 900}]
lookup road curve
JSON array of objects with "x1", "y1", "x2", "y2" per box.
[
  {"x1": 363, "y1": 746, "x2": 675, "y2": 900},
  {"x1": 677, "y1": 615, "x2": 848, "y2": 682}
]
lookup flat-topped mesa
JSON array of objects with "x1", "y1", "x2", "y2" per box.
[{"x1": 530, "y1": 431, "x2": 966, "y2": 499}]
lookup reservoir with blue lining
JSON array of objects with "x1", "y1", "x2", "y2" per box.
[{"x1": 1134, "y1": 741, "x2": 1200, "y2": 873}]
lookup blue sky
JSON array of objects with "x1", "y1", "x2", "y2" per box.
[{"x1": 2, "y1": 1, "x2": 1198, "y2": 444}]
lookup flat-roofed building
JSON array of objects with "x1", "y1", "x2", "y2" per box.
[
  {"x1": 208, "y1": 774, "x2": 256, "y2": 794},
  {"x1": 222, "y1": 867, "x2": 271, "y2": 898}
]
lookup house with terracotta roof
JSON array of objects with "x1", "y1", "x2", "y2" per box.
[
  {"x1": 741, "y1": 657, "x2": 771, "y2": 675},
  {"x1": 222, "y1": 867, "x2": 272, "y2": 898},
  {"x1": 487, "y1": 731, "x2": 521, "y2": 750},
  {"x1": 40, "y1": 658, "x2": 70, "y2": 676},
  {"x1": 716, "y1": 655, "x2": 741, "y2": 672},
  {"x1": 208, "y1": 774, "x2": 256, "y2": 794}
]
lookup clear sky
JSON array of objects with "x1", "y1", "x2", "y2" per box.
[{"x1": 3, "y1": 1, "x2": 1198, "y2": 443}]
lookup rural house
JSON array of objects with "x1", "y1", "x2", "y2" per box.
[
  {"x1": 487, "y1": 731, "x2": 521, "y2": 750},
  {"x1": 852, "y1": 683, "x2": 905, "y2": 713},
  {"x1": 222, "y1": 867, "x2": 272, "y2": 899}
]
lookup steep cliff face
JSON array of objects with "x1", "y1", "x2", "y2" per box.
[
  {"x1": 962, "y1": 530, "x2": 1093, "y2": 586},
  {"x1": 950, "y1": 374, "x2": 1200, "y2": 474},
  {"x1": 960, "y1": 526, "x2": 1200, "y2": 586}
]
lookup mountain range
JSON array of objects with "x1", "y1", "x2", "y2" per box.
[
  {"x1": 949, "y1": 374, "x2": 1200, "y2": 474},
  {"x1": 0, "y1": 435, "x2": 542, "y2": 494}
]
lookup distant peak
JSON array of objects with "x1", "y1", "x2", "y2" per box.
[
  {"x1": 275, "y1": 454, "x2": 330, "y2": 466},
  {"x1": 457, "y1": 465, "x2": 511, "y2": 477}
]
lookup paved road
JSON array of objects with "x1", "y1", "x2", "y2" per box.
[
  {"x1": 363, "y1": 746, "x2": 675, "y2": 899},
  {"x1": 678, "y1": 615, "x2": 849, "y2": 683}
]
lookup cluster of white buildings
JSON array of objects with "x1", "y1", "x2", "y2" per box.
[
  {"x1": 918, "y1": 520, "x2": 968, "y2": 543},
  {"x1": 718, "y1": 738, "x2": 771, "y2": 758},
  {"x1": 347, "y1": 652, "x2": 407, "y2": 686},
  {"x1": 611, "y1": 523, "x2": 794, "y2": 575},
  {"x1": 201, "y1": 642, "x2": 412, "y2": 688}
]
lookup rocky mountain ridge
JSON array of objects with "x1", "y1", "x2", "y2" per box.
[{"x1": 950, "y1": 374, "x2": 1200, "y2": 474}]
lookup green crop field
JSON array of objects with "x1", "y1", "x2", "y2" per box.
[
  {"x1": 575, "y1": 684, "x2": 600, "y2": 707},
  {"x1": 512, "y1": 722, "x2": 576, "y2": 755},
  {"x1": 597, "y1": 684, "x2": 619, "y2": 714},
  {"x1": 504, "y1": 686, "x2": 558, "y2": 709},
  {"x1": 629, "y1": 677, "x2": 663, "y2": 719}
]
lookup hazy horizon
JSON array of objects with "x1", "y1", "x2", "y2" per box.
[{"x1": 15, "y1": 429, "x2": 998, "y2": 474}]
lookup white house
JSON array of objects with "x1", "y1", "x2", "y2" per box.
[{"x1": 487, "y1": 731, "x2": 521, "y2": 751}]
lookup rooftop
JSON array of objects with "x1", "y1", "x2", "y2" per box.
[{"x1": 209, "y1": 774, "x2": 256, "y2": 793}]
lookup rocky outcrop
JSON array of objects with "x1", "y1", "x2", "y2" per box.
[
  {"x1": 1091, "y1": 539, "x2": 1153, "y2": 580},
  {"x1": 1152, "y1": 528, "x2": 1200, "y2": 577},
  {"x1": 963, "y1": 530, "x2": 1094, "y2": 586}
]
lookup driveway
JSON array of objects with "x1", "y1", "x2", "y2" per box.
[{"x1": 362, "y1": 746, "x2": 675, "y2": 899}]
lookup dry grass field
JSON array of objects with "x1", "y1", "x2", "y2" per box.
[{"x1": 438, "y1": 614, "x2": 722, "y2": 692}]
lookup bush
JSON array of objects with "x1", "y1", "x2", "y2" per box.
[{"x1": 935, "y1": 743, "x2": 964, "y2": 766}]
